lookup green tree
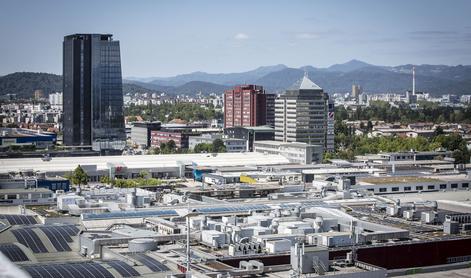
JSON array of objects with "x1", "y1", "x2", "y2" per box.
[
  {"x1": 212, "y1": 139, "x2": 226, "y2": 153},
  {"x1": 323, "y1": 152, "x2": 335, "y2": 163},
  {"x1": 149, "y1": 147, "x2": 160, "y2": 155},
  {"x1": 138, "y1": 170, "x2": 149, "y2": 179},
  {"x1": 100, "y1": 175, "x2": 111, "y2": 185},
  {"x1": 366, "y1": 120, "x2": 373, "y2": 131},
  {"x1": 194, "y1": 143, "x2": 211, "y2": 153},
  {"x1": 433, "y1": 134, "x2": 470, "y2": 164},
  {"x1": 335, "y1": 101, "x2": 471, "y2": 124},
  {"x1": 159, "y1": 142, "x2": 167, "y2": 154},
  {"x1": 124, "y1": 102, "x2": 222, "y2": 123},
  {"x1": 70, "y1": 165, "x2": 88, "y2": 186},
  {"x1": 434, "y1": 126, "x2": 444, "y2": 137},
  {"x1": 166, "y1": 140, "x2": 177, "y2": 153}
]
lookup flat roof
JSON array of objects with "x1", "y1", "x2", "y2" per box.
[
  {"x1": 391, "y1": 191, "x2": 471, "y2": 203},
  {"x1": 359, "y1": 176, "x2": 441, "y2": 185},
  {"x1": 255, "y1": 140, "x2": 321, "y2": 148},
  {"x1": 216, "y1": 166, "x2": 259, "y2": 172},
  {"x1": 0, "y1": 188, "x2": 52, "y2": 193},
  {"x1": 242, "y1": 126, "x2": 274, "y2": 132},
  {"x1": 384, "y1": 160, "x2": 453, "y2": 165},
  {"x1": 0, "y1": 128, "x2": 55, "y2": 138},
  {"x1": 227, "y1": 125, "x2": 275, "y2": 132},
  {"x1": 302, "y1": 168, "x2": 384, "y2": 175},
  {"x1": 0, "y1": 153, "x2": 291, "y2": 174}
]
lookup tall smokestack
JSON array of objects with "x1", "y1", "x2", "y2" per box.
[{"x1": 412, "y1": 66, "x2": 416, "y2": 95}]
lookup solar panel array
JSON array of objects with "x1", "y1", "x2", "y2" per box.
[
  {"x1": 82, "y1": 204, "x2": 271, "y2": 220},
  {"x1": 22, "y1": 262, "x2": 114, "y2": 278},
  {"x1": 196, "y1": 204, "x2": 271, "y2": 214},
  {"x1": 107, "y1": 260, "x2": 140, "y2": 277},
  {"x1": 281, "y1": 200, "x2": 327, "y2": 209},
  {"x1": 38, "y1": 226, "x2": 75, "y2": 252},
  {"x1": 82, "y1": 209, "x2": 177, "y2": 220},
  {"x1": 0, "y1": 214, "x2": 37, "y2": 225},
  {"x1": 11, "y1": 228, "x2": 48, "y2": 253},
  {"x1": 130, "y1": 253, "x2": 170, "y2": 272},
  {"x1": 0, "y1": 244, "x2": 29, "y2": 262},
  {"x1": 82, "y1": 201, "x2": 331, "y2": 221},
  {"x1": 11, "y1": 225, "x2": 80, "y2": 253}
]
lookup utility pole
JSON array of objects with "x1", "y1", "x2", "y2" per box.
[
  {"x1": 175, "y1": 197, "x2": 201, "y2": 277},
  {"x1": 186, "y1": 201, "x2": 191, "y2": 274}
]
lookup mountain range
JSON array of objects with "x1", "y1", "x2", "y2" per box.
[
  {"x1": 125, "y1": 60, "x2": 471, "y2": 95},
  {"x1": 1, "y1": 60, "x2": 470, "y2": 98}
]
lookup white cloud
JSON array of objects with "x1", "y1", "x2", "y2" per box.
[
  {"x1": 295, "y1": 32, "x2": 319, "y2": 40},
  {"x1": 234, "y1": 33, "x2": 249, "y2": 40}
]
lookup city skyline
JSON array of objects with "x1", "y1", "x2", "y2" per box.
[
  {"x1": 1, "y1": 0, "x2": 471, "y2": 77},
  {"x1": 1, "y1": 2, "x2": 471, "y2": 276}
]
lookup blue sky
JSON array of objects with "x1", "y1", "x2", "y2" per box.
[{"x1": 1, "y1": 0, "x2": 470, "y2": 77}]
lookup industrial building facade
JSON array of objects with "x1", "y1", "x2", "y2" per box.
[
  {"x1": 150, "y1": 130, "x2": 193, "y2": 149},
  {"x1": 253, "y1": 140, "x2": 323, "y2": 164},
  {"x1": 275, "y1": 75, "x2": 334, "y2": 152},
  {"x1": 0, "y1": 128, "x2": 57, "y2": 148},
  {"x1": 131, "y1": 122, "x2": 161, "y2": 148},
  {"x1": 224, "y1": 126, "x2": 275, "y2": 152},
  {"x1": 63, "y1": 34, "x2": 126, "y2": 151}
]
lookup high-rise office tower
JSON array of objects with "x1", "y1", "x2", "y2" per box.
[
  {"x1": 224, "y1": 85, "x2": 271, "y2": 128},
  {"x1": 265, "y1": 93, "x2": 276, "y2": 128},
  {"x1": 275, "y1": 75, "x2": 334, "y2": 152},
  {"x1": 351, "y1": 84, "x2": 362, "y2": 99},
  {"x1": 49, "y1": 92, "x2": 63, "y2": 110},
  {"x1": 63, "y1": 34, "x2": 125, "y2": 151}
]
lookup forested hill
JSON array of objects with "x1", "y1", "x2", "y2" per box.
[
  {"x1": 0, "y1": 72, "x2": 62, "y2": 97},
  {"x1": 0, "y1": 72, "x2": 161, "y2": 99}
]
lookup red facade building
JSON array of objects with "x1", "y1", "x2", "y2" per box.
[
  {"x1": 224, "y1": 85, "x2": 268, "y2": 128},
  {"x1": 150, "y1": 130, "x2": 192, "y2": 149}
]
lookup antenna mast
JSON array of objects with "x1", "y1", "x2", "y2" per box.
[{"x1": 412, "y1": 66, "x2": 416, "y2": 95}]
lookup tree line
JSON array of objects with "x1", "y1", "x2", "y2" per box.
[
  {"x1": 336, "y1": 101, "x2": 471, "y2": 124},
  {"x1": 193, "y1": 139, "x2": 226, "y2": 153},
  {"x1": 332, "y1": 120, "x2": 470, "y2": 163},
  {"x1": 125, "y1": 102, "x2": 222, "y2": 123},
  {"x1": 147, "y1": 139, "x2": 226, "y2": 154}
]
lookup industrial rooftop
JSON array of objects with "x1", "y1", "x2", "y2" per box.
[{"x1": 0, "y1": 150, "x2": 470, "y2": 278}]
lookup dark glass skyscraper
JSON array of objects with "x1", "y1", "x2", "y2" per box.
[{"x1": 63, "y1": 34, "x2": 125, "y2": 151}]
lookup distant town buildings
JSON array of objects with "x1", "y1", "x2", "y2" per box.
[
  {"x1": 48, "y1": 92, "x2": 63, "y2": 110},
  {"x1": 275, "y1": 75, "x2": 335, "y2": 152},
  {"x1": 351, "y1": 84, "x2": 362, "y2": 99},
  {"x1": 62, "y1": 34, "x2": 126, "y2": 152},
  {"x1": 0, "y1": 102, "x2": 61, "y2": 132},
  {"x1": 33, "y1": 89, "x2": 44, "y2": 100},
  {"x1": 461, "y1": 95, "x2": 471, "y2": 104}
]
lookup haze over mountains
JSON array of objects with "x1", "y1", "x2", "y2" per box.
[
  {"x1": 1, "y1": 60, "x2": 470, "y2": 98},
  {"x1": 125, "y1": 59, "x2": 471, "y2": 95}
]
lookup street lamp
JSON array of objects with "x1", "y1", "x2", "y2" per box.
[{"x1": 175, "y1": 203, "x2": 201, "y2": 276}]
